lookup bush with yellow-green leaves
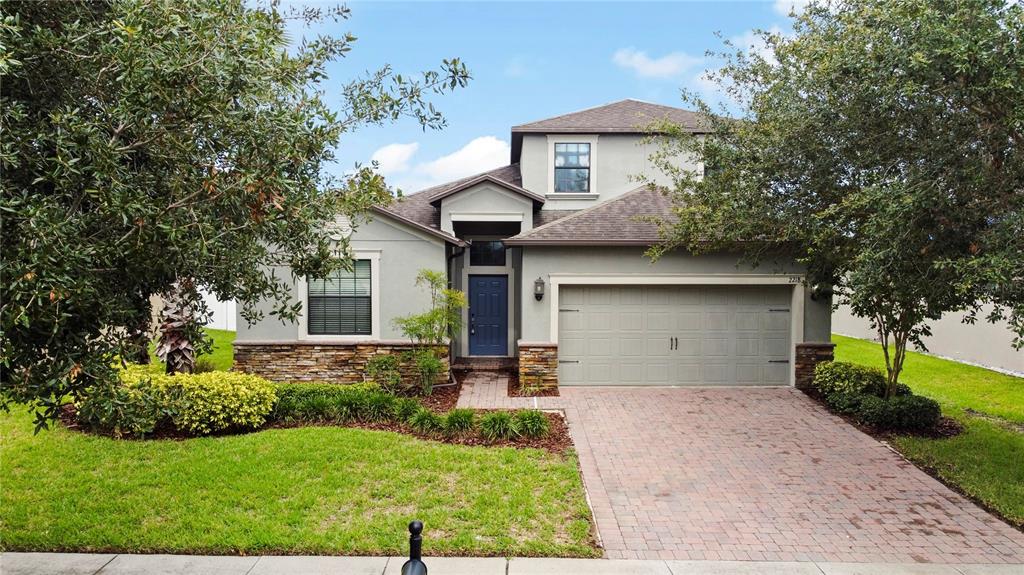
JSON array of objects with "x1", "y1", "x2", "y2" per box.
[{"x1": 76, "y1": 366, "x2": 276, "y2": 438}]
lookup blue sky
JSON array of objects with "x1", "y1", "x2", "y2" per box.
[{"x1": 291, "y1": 1, "x2": 806, "y2": 193}]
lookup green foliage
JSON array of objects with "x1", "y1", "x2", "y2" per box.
[
  {"x1": 159, "y1": 371, "x2": 276, "y2": 436},
  {"x1": 480, "y1": 411, "x2": 520, "y2": 441},
  {"x1": 0, "y1": 1, "x2": 470, "y2": 426},
  {"x1": 823, "y1": 391, "x2": 864, "y2": 415},
  {"x1": 272, "y1": 381, "x2": 383, "y2": 424},
  {"x1": 514, "y1": 410, "x2": 551, "y2": 439},
  {"x1": 76, "y1": 377, "x2": 168, "y2": 438},
  {"x1": 408, "y1": 408, "x2": 444, "y2": 435},
  {"x1": 358, "y1": 392, "x2": 397, "y2": 423},
  {"x1": 650, "y1": 0, "x2": 1024, "y2": 394},
  {"x1": 366, "y1": 354, "x2": 403, "y2": 394},
  {"x1": 393, "y1": 397, "x2": 421, "y2": 422},
  {"x1": 856, "y1": 395, "x2": 941, "y2": 432},
  {"x1": 813, "y1": 362, "x2": 887, "y2": 397},
  {"x1": 413, "y1": 350, "x2": 445, "y2": 396},
  {"x1": 443, "y1": 408, "x2": 477, "y2": 436}
]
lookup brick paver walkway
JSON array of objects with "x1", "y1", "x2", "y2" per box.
[{"x1": 458, "y1": 373, "x2": 1024, "y2": 564}]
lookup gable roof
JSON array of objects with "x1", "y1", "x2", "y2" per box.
[
  {"x1": 382, "y1": 164, "x2": 524, "y2": 230},
  {"x1": 510, "y1": 99, "x2": 708, "y2": 162},
  {"x1": 426, "y1": 174, "x2": 544, "y2": 207},
  {"x1": 503, "y1": 185, "x2": 674, "y2": 246}
]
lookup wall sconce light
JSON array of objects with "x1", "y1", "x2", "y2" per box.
[
  {"x1": 534, "y1": 277, "x2": 545, "y2": 301},
  {"x1": 810, "y1": 283, "x2": 834, "y2": 301}
]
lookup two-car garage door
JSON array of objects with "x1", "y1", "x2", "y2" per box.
[{"x1": 558, "y1": 285, "x2": 792, "y2": 386}]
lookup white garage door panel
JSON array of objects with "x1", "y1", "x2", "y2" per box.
[{"x1": 558, "y1": 285, "x2": 792, "y2": 386}]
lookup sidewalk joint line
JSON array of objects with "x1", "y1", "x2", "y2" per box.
[{"x1": 91, "y1": 553, "x2": 118, "y2": 575}]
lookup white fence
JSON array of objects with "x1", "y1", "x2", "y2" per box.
[
  {"x1": 200, "y1": 290, "x2": 236, "y2": 332},
  {"x1": 833, "y1": 303, "x2": 1023, "y2": 376}
]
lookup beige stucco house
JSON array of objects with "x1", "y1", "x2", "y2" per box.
[{"x1": 234, "y1": 100, "x2": 835, "y2": 389}]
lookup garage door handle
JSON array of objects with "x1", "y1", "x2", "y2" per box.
[
  {"x1": 559, "y1": 360, "x2": 580, "y2": 364},
  {"x1": 559, "y1": 308, "x2": 579, "y2": 312},
  {"x1": 768, "y1": 360, "x2": 790, "y2": 364},
  {"x1": 768, "y1": 308, "x2": 790, "y2": 312}
]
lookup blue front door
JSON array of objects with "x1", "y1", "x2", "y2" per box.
[{"x1": 469, "y1": 275, "x2": 508, "y2": 356}]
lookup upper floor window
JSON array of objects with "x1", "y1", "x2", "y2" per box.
[
  {"x1": 554, "y1": 143, "x2": 590, "y2": 193},
  {"x1": 307, "y1": 259, "x2": 372, "y2": 335},
  {"x1": 470, "y1": 240, "x2": 506, "y2": 266}
]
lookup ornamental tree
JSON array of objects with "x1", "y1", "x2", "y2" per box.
[
  {"x1": 0, "y1": 0, "x2": 469, "y2": 427},
  {"x1": 649, "y1": 0, "x2": 1023, "y2": 396}
]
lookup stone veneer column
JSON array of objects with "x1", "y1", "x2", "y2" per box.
[
  {"x1": 517, "y1": 342, "x2": 559, "y2": 390},
  {"x1": 794, "y1": 342, "x2": 836, "y2": 391}
]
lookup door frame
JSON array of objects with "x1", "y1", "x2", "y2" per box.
[
  {"x1": 547, "y1": 273, "x2": 805, "y2": 386},
  {"x1": 468, "y1": 274, "x2": 510, "y2": 357}
]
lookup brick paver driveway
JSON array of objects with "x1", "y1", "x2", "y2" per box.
[{"x1": 460, "y1": 376, "x2": 1024, "y2": 563}]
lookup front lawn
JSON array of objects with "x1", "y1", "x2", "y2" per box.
[
  {"x1": 834, "y1": 334, "x2": 1024, "y2": 527},
  {"x1": 0, "y1": 407, "x2": 596, "y2": 556}
]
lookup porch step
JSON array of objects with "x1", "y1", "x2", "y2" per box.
[{"x1": 452, "y1": 357, "x2": 518, "y2": 373}]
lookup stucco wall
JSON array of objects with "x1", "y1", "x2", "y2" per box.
[
  {"x1": 833, "y1": 303, "x2": 1023, "y2": 375},
  {"x1": 235, "y1": 215, "x2": 446, "y2": 343},
  {"x1": 518, "y1": 246, "x2": 830, "y2": 343},
  {"x1": 519, "y1": 133, "x2": 697, "y2": 210}
]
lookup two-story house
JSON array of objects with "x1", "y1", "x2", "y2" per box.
[{"x1": 233, "y1": 100, "x2": 834, "y2": 389}]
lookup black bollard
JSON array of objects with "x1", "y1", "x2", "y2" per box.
[{"x1": 400, "y1": 520, "x2": 427, "y2": 575}]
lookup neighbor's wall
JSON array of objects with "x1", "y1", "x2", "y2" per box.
[
  {"x1": 519, "y1": 133, "x2": 698, "y2": 210},
  {"x1": 833, "y1": 303, "x2": 1023, "y2": 375},
  {"x1": 234, "y1": 216, "x2": 445, "y2": 343},
  {"x1": 518, "y1": 246, "x2": 830, "y2": 344}
]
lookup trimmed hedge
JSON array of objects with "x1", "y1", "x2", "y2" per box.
[
  {"x1": 77, "y1": 366, "x2": 277, "y2": 437},
  {"x1": 271, "y1": 381, "x2": 382, "y2": 423},
  {"x1": 811, "y1": 361, "x2": 941, "y2": 432}
]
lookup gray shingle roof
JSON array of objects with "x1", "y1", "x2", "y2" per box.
[
  {"x1": 383, "y1": 164, "x2": 523, "y2": 230},
  {"x1": 512, "y1": 99, "x2": 707, "y2": 134},
  {"x1": 503, "y1": 186, "x2": 674, "y2": 245}
]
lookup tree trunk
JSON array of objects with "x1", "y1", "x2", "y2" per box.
[{"x1": 156, "y1": 280, "x2": 197, "y2": 375}]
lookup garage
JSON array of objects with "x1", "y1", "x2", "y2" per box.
[{"x1": 557, "y1": 285, "x2": 792, "y2": 386}]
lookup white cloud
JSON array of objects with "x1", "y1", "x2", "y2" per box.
[
  {"x1": 370, "y1": 142, "x2": 419, "y2": 176},
  {"x1": 773, "y1": 0, "x2": 811, "y2": 16},
  {"x1": 730, "y1": 26, "x2": 783, "y2": 65},
  {"x1": 612, "y1": 47, "x2": 702, "y2": 79},
  {"x1": 373, "y1": 136, "x2": 510, "y2": 193}
]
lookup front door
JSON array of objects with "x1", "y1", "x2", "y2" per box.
[{"x1": 469, "y1": 275, "x2": 508, "y2": 356}]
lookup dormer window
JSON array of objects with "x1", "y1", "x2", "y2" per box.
[{"x1": 554, "y1": 143, "x2": 591, "y2": 193}]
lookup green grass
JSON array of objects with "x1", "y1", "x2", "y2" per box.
[
  {"x1": 148, "y1": 328, "x2": 235, "y2": 372},
  {"x1": 833, "y1": 333, "x2": 1024, "y2": 527},
  {"x1": 0, "y1": 407, "x2": 597, "y2": 556}
]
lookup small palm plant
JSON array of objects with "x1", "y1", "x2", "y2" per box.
[{"x1": 155, "y1": 279, "x2": 210, "y2": 375}]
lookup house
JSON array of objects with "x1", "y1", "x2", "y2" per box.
[{"x1": 233, "y1": 100, "x2": 834, "y2": 389}]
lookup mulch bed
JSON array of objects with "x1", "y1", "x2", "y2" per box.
[
  {"x1": 414, "y1": 379, "x2": 461, "y2": 413},
  {"x1": 801, "y1": 388, "x2": 965, "y2": 439},
  {"x1": 507, "y1": 372, "x2": 559, "y2": 397}
]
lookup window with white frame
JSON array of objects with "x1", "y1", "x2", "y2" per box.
[
  {"x1": 553, "y1": 143, "x2": 591, "y2": 193},
  {"x1": 307, "y1": 260, "x2": 372, "y2": 335}
]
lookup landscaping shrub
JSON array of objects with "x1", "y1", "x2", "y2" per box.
[
  {"x1": 76, "y1": 377, "x2": 169, "y2": 438},
  {"x1": 166, "y1": 372, "x2": 276, "y2": 435},
  {"x1": 443, "y1": 408, "x2": 476, "y2": 436},
  {"x1": 394, "y1": 397, "x2": 421, "y2": 422},
  {"x1": 366, "y1": 354, "x2": 403, "y2": 394},
  {"x1": 408, "y1": 408, "x2": 444, "y2": 434},
  {"x1": 823, "y1": 390, "x2": 864, "y2": 415},
  {"x1": 513, "y1": 410, "x2": 550, "y2": 438},
  {"x1": 813, "y1": 361, "x2": 886, "y2": 397},
  {"x1": 480, "y1": 411, "x2": 520, "y2": 441},
  {"x1": 855, "y1": 394, "x2": 941, "y2": 432},
  {"x1": 273, "y1": 381, "x2": 386, "y2": 423},
  {"x1": 359, "y1": 392, "x2": 397, "y2": 422}
]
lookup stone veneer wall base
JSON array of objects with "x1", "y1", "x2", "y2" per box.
[
  {"x1": 794, "y1": 342, "x2": 837, "y2": 391},
  {"x1": 233, "y1": 342, "x2": 449, "y2": 384}
]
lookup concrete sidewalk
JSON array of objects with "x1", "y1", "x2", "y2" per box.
[{"x1": 2, "y1": 553, "x2": 1021, "y2": 575}]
